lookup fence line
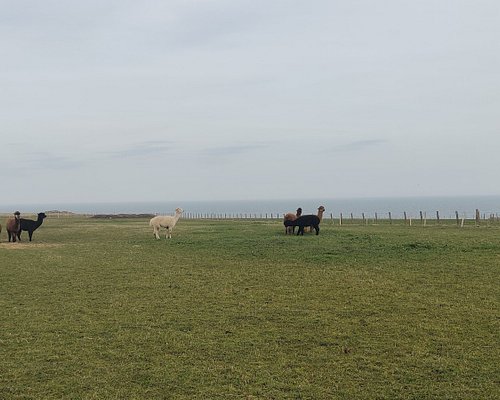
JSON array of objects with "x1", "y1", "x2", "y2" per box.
[
  {"x1": 176, "y1": 210, "x2": 500, "y2": 226},
  {"x1": 11, "y1": 209, "x2": 498, "y2": 227}
]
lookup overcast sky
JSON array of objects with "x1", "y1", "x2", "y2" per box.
[{"x1": 1, "y1": 0, "x2": 499, "y2": 204}]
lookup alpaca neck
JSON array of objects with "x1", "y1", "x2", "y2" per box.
[
  {"x1": 35, "y1": 217, "x2": 45, "y2": 228},
  {"x1": 317, "y1": 210, "x2": 324, "y2": 221}
]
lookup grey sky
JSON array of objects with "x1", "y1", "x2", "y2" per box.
[{"x1": 1, "y1": 0, "x2": 499, "y2": 204}]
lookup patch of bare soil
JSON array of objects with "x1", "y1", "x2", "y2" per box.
[{"x1": 0, "y1": 242, "x2": 62, "y2": 250}]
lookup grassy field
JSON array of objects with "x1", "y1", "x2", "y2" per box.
[{"x1": 1, "y1": 217, "x2": 499, "y2": 399}]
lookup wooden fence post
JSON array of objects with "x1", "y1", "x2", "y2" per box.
[
  {"x1": 436, "y1": 211, "x2": 440, "y2": 224},
  {"x1": 340, "y1": 213, "x2": 343, "y2": 226},
  {"x1": 389, "y1": 212, "x2": 392, "y2": 224},
  {"x1": 475, "y1": 209, "x2": 480, "y2": 226}
]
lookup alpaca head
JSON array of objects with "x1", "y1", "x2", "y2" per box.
[
  {"x1": 318, "y1": 206, "x2": 325, "y2": 213},
  {"x1": 175, "y1": 208, "x2": 183, "y2": 214},
  {"x1": 296, "y1": 208, "x2": 302, "y2": 216},
  {"x1": 38, "y1": 212, "x2": 47, "y2": 220}
]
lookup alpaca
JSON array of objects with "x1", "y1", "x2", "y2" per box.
[
  {"x1": 17, "y1": 212, "x2": 47, "y2": 241},
  {"x1": 306, "y1": 206, "x2": 326, "y2": 233},
  {"x1": 283, "y1": 207, "x2": 302, "y2": 234},
  {"x1": 313, "y1": 205, "x2": 325, "y2": 230},
  {"x1": 6, "y1": 211, "x2": 21, "y2": 242},
  {"x1": 284, "y1": 214, "x2": 321, "y2": 236},
  {"x1": 149, "y1": 208, "x2": 183, "y2": 239},
  {"x1": 317, "y1": 206, "x2": 326, "y2": 222}
]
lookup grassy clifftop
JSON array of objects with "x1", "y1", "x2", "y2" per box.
[{"x1": 1, "y1": 218, "x2": 499, "y2": 399}]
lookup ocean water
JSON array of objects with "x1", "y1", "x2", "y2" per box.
[{"x1": 2, "y1": 196, "x2": 499, "y2": 219}]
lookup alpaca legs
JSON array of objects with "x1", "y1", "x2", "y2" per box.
[{"x1": 296, "y1": 225, "x2": 319, "y2": 235}]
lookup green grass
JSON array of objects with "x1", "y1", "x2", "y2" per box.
[{"x1": 1, "y1": 218, "x2": 499, "y2": 399}]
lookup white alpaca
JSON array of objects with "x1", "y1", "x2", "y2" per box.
[{"x1": 149, "y1": 208, "x2": 183, "y2": 239}]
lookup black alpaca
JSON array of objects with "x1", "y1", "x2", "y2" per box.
[
  {"x1": 284, "y1": 215, "x2": 320, "y2": 235},
  {"x1": 17, "y1": 212, "x2": 47, "y2": 241}
]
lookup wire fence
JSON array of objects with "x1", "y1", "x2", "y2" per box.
[
  {"x1": 2, "y1": 209, "x2": 499, "y2": 227},
  {"x1": 179, "y1": 209, "x2": 500, "y2": 227}
]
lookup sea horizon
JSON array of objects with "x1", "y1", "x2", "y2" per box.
[{"x1": 1, "y1": 195, "x2": 499, "y2": 218}]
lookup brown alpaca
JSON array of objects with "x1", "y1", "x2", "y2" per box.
[
  {"x1": 6, "y1": 211, "x2": 21, "y2": 242},
  {"x1": 317, "y1": 206, "x2": 325, "y2": 222},
  {"x1": 283, "y1": 207, "x2": 302, "y2": 234}
]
